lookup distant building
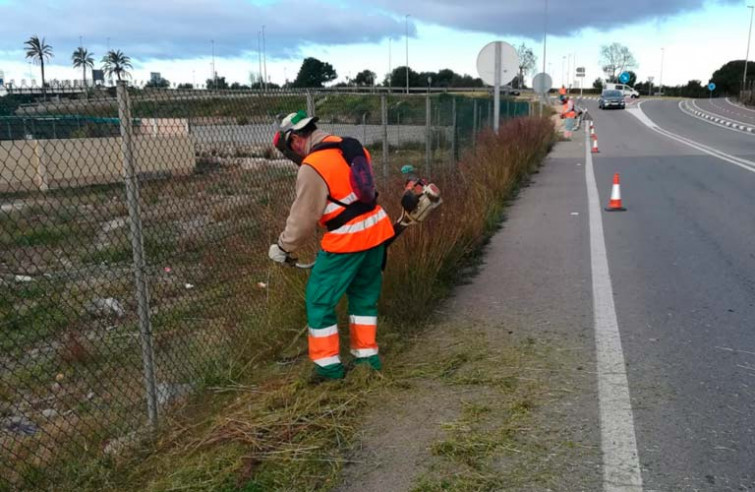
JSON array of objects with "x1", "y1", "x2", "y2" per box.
[
  {"x1": 92, "y1": 69, "x2": 105, "y2": 85},
  {"x1": 150, "y1": 72, "x2": 162, "y2": 84},
  {"x1": 0, "y1": 70, "x2": 5, "y2": 87}
]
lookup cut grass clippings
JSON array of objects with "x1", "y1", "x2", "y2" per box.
[{"x1": 12, "y1": 116, "x2": 556, "y2": 491}]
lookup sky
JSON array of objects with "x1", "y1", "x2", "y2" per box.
[{"x1": 0, "y1": 0, "x2": 752, "y2": 90}]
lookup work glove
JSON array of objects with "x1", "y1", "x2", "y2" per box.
[{"x1": 268, "y1": 242, "x2": 293, "y2": 265}]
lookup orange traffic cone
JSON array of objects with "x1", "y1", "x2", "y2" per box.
[
  {"x1": 591, "y1": 137, "x2": 600, "y2": 153},
  {"x1": 605, "y1": 173, "x2": 626, "y2": 212},
  {"x1": 590, "y1": 125, "x2": 597, "y2": 139}
]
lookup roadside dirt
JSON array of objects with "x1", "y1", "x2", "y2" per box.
[{"x1": 335, "y1": 136, "x2": 604, "y2": 491}]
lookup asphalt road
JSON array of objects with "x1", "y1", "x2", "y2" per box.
[
  {"x1": 587, "y1": 98, "x2": 755, "y2": 490},
  {"x1": 693, "y1": 98, "x2": 755, "y2": 126}
]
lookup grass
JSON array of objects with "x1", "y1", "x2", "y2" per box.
[
  {"x1": 1, "y1": 109, "x2": 555, "y2": 490},
  {"x1": 406, "y1": 332, "x2": 573, "y2": 492}
]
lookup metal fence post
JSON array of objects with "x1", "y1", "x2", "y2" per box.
[
  {"x1": 116, "y1": 81, "x2": 158, "y2": 431},
  {"x1": 473, "y1": 99, "x2": 478, "y2": 150},
  {"x1": 381, "y1": 94, "x2": 388, "y2": 178},
  {"x1": 451, "y1": 97, "x2": 457, "y2": 164},
  {"x1": 425, "y1": 93, "x2": 432, "y2": 172},
  {"x1": 362, "y1": 112, "x2": 367, "y2": 144},
  {"x1": 306, "y1": 90, "x2": 315, "y2": 117}
]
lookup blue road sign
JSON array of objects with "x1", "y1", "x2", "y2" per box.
[
  {"x1": 708, "y1": 82, "x2": 716, "y2": 91},
  {"x1": 619, "y1": 72, "x2": 631, "y2": 84}
]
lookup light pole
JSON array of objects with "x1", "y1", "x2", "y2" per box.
[
  {"x1": 562, "y1": 56, "x2": 566, "y2": 88},
  {"x1": 743, "y1": 5, "x2": 754, "y2": 91},
  {"x1": 388, "y1": 37, "x2": 392, "y2": 92},
  {"x1": 659, "y1": 47, "x2": 664, "y2": 96},
  {"x1": 540, "y1": 0, "x2": 548, "y2": 116},
  {"x1": 211, "y1": 39, "x2": 216, "y2": 88},
  {"x1": 405, "y1": 14, "x2": 410, "y2": 94},
  {"x1": 262, "y1": 25, "x2": 268, "y2": 91}
]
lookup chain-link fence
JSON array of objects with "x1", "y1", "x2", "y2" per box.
[{"x1": 0, "y1": 84, "x2": 532, "y2": 489}]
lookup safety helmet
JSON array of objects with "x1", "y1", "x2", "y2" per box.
[{"x1": 275, "y1": 110, "x2": 319, "y2": 148}]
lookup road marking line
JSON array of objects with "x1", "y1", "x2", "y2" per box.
[
  {"x1": 726, "y1": 97, "x2": 755, "y2": 114},
  {"x1": 686, "y1": 100, "x2": 755, "y2": 134},
  {"x1": 628, "y1": 103, "x2": 755, "y2": 175},
  {"x1": 585, "y1": 132, "x2": 644, "y2": 492}
]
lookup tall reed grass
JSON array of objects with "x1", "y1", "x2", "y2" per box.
[{"x1": 37, "y1": 116, "x2": 555, "y2": 491}]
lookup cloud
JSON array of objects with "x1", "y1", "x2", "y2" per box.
[
  {"x1": 0, "y1": 0, "x2": 411, "y2": 62},
  {"x1": 366, "y1": 0, "x2": 740, "y2": 39},
  {"x1": 0, "y1": 0, "x2": 738, "y2": 67}
]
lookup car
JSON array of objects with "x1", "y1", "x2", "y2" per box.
[
  {"x1": 599, "y1": 89, "x2": 626, "y2": 110},
  {"x1": 503, "y1": 85, "x2": 521, "y2": 96},
  {"x1": 604, "y1": 83, "x2": 640, "y2": 98}
]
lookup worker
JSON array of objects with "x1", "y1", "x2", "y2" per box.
[
  {"x1": 558, "y1": 85, "x2": 567, "y2": 102},
  {"x1": 268, "y1": 111, "x2": 395, "y2": 382},
  {"x1": 561, "y1": 96, "x2": 577, "y2": 138}
]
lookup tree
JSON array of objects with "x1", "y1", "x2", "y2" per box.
[
  {"x1": 354, "y1": 69, "x2": 376, "y2": 87},
  {"x1": 515, "y1": 44, "x2": 537, "y2": 89},
  {"x1": 599, "y1": 43, "x2": 637, "y2": 82},
  {"x1": 383, "y1": 66, "x2": 421, "y2": 88},
  {"x1": 71, "y1": 47, "x2": 94, "y2": 94},
  {"x1": 710, "y1": 60, "x2": 755, "y2": 95},
  {"x1": 292, "y1": 58, "x2": 337, "y2": 88},
  {"x1": 592, "y1": 78, "x2": 604, "y2": 91},
  {"x1": 206, "y1": 76, "x2": 228, "y2": 89},
  {"x1": 177, "y1": 83, "x2": 194, "y2": 89},
  {"x1": 145, "y1": 77, "x2": 170, "y2": 88},
  {"x1": 101, "y1": 50, "x2": 132, "y2": 82},
  {"x1": 24, "y1": 35, "x2": 53, "y2": 99}
]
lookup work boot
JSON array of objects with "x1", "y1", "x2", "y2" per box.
[
  {"x1": 353, "y1": 354, "x2": 382, "y2": 371},
  {"x1": 310, "y1": 362, "x2": 345, "y2": 385}
]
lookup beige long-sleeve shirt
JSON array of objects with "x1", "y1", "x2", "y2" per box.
[{"x1": 277, "y1": 130, "x2": 329, "y2": 253}]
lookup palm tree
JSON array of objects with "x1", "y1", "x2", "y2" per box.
[
  {"x1": 71, "y1": 47, "x2": 94, "y2": 94},
  {"x1": 24, "y1": 35, "x2": 53, "y2": 99},
  {"x1": 101, "y1": 50, "x2": 132, "y2": 83}
]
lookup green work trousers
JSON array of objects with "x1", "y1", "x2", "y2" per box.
[{"x1": 306, "y1": 244, "x2": 385, "y2": 379}]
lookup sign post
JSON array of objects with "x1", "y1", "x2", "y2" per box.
[
  {"x1": 708, "y1": 82, "x2": 716, "y2": 100},
  {"x1": 576, "y1": 67, "x2": 585, "y2": 99},
  {"x1": 476, "y1": 41, "x2": 519, "y2": 133},
  {"x1": 532, "y1": 72, "x2": 553, "y2": 116}
]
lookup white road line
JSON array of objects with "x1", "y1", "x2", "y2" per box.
[
  {"x1": 629, "y1": 103, "x2": 755, "y2": 175},
  {"x1": 685, "y1": 101, "x2": 755, "y2": 134},
  {"x1": 726, "y1": 97, "x2": 755, "y2": 114},
  {"x1": 585, "y1": 132, "x2": 644, "y2": 492}
]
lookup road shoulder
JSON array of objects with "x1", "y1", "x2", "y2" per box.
[{"x1": 335, "y1": 129, "x2": 602, "y2": 491}]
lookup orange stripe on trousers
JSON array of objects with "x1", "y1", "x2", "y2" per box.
[
  {"x1": 349, "y1": 323, "x2": 377, "y2": 350},
  {"x1": 309, "y1": 333, "x2": 339, "y2": 362}
]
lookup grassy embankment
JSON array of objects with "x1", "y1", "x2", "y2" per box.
[{"x1": 72, "y1": 116, "x2": 557, "y2": 491}]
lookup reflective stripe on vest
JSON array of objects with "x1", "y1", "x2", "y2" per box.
[{"x1": 304, "y1": 136, "x2": 395, "y2": 253}]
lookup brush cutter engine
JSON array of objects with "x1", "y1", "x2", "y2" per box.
[{"x1": 397, "y1": 179, "x2": 442, "y2": 226}]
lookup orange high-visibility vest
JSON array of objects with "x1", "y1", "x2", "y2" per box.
[
  {"x1": 562, "y1": 100, "x2": 576, "y2": 118},
  {"x1": 559, "y1": 86, "x2": 567, "y2": 96},
  {"x1": 304, "y1": 136, "x2": 395, "y2": 253}
]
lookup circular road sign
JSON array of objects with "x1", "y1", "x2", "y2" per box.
[
  {"x1": 619, "y1": 71, "x2": 631, "y2": 84},
  {"x1": 476, "y1": 41, "x2": 519, "y2": 86},
  {"x1": 532, "y1": 72, "x2": 553, "y2": 95},
  {"x1": 708, "y1": 82, "x2": 716, "y2": 91}
]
